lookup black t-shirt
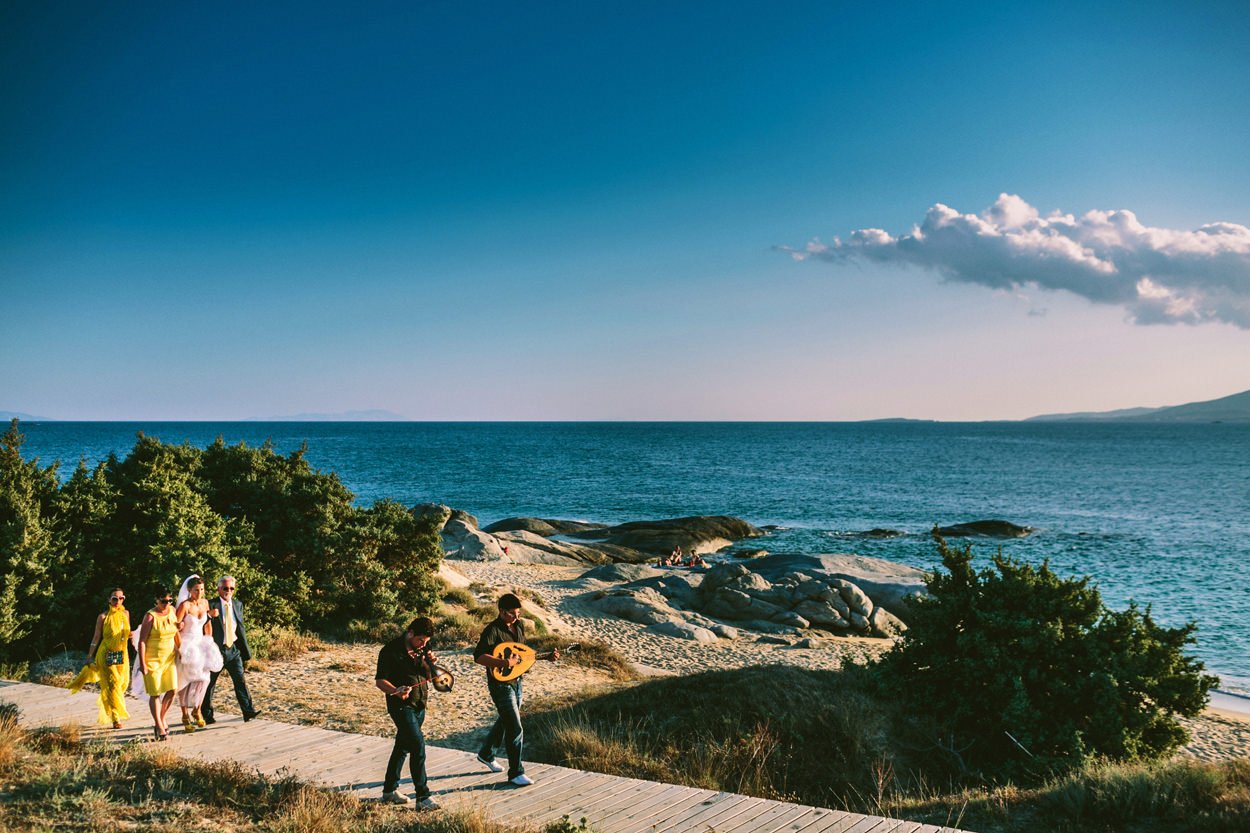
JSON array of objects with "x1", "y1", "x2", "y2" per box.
[
  {"x1": 475, "y1": 616, "x2": 526, "y2": 684},
  {"x1": 375, "y1": 635, "x2": 430, "y2": 711}
]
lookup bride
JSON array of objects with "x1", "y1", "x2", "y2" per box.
[{"x1": 174, "y1": 574, "x2": 224, "y2": 732}]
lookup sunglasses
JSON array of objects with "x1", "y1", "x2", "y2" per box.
[
  {"x1": 221, "y1": 586, "x2": 236, "y2": 591},
  {"x1": 109, "y1": 596, "x2": 124, "y2": 603},
  {"x1": 157, "y1": 598, "x2": 174, "y2": 604}
]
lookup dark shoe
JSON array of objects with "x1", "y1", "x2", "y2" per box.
[
  {"x1": 203, "y1": 716, "x2": 216, "y2": 725},
  {"x1": 243, "y1": 711, "x2": 260, "y2": 722}
]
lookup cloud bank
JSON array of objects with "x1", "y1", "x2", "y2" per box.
[{"x1": 786, "y1": 194, "x2": 1250, "y2": 328}]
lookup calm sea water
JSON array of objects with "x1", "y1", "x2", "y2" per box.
[{"x1": 16, "y1": 421, "x2": 1250, "y2": 693}]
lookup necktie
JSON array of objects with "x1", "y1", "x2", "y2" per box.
[{"x1": 223, "y1": 601, "x2": 236, "y2": 648}]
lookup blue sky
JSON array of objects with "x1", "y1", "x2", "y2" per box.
[{"x1": 3, "y1": 1, "x2": 1249, "y2": 420}]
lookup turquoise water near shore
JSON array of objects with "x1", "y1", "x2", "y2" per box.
[{"x1": 17, "y1": 420, "x2": 1250, "y2": 693}]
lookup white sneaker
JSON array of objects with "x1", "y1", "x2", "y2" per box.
[
  {"x1": 509, "y1": 774, "x2": 534, "y2": 786},
  {"x1": 416, "y1": 797, "x2": 441, "y2": 811},
  {"x1": 381, "y1": 791, "x2": 411, "y2": 805},
  {"x1": 476, "y1": 754, "x2": 504, "y2": 773}
]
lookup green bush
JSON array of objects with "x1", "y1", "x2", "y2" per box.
[
  {"x1": 0, "y1": 420, "x2": 445, "y2": 664},
  {"x1": 878, "y1": 536, "x2": 1218, "y2": 780}
]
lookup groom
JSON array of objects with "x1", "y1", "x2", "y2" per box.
[{"x1": 202, "y1": 575, "x2": 259, "y2": 724}]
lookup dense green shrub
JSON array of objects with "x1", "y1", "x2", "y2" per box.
[
  {"x1": 878, "y1": 535, "x2": 1218, "y2": 780},
  {"x1": 0, "y1": 419, "x2": 444, "y2": 664}
]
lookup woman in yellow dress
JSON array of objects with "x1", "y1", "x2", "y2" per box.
[
  {"x1": 68, "y1": 587, "x2": 133, "y2": 729},
  {"x1": 138, "y1": 587, "x2": 181, "y2": 740}
]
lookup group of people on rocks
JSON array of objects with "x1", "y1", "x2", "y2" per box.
[
  {"x1": 70, "y1": 574, "x2": 258, "y2": 741},
  {"x1": 73, "y1": 583, "x2": 554, "y2": 813},
  {"x1": 657, "y1": 545, "x2": 707, "y2": 568}
]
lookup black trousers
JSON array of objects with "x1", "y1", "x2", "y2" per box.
[{"x1": 203, "y1": 646, "x2": 255, "y2": 720}]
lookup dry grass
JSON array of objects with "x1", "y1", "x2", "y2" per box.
[
  {"x1": 28, "y1": 650, "x2": 81, "y2": 687},
  {"x1": 261, "y1": 627, "x2": 329, "y2": 661},
  {"x1": 529, "y1": 636, "x2": 639, "y2": 682},
  {"x1": 442, "y1": 586, "x2": 478, "y2": 608}
]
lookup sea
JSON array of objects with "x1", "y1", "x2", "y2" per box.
[{"x1": 15, "y1": 420, "x2": 1250, "y2": 696}]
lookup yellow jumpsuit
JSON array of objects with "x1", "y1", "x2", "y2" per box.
[{"x1": 68, "y1": 606, "x2": 132, "y2": 725}]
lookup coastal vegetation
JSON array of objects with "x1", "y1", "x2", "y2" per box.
[
  {"x1": 0, "y1": 702, "x2": 583, "y2": 833},
  {"x1": 0, "y1": 419, "x2": 443, "y2": 671},
  {"x1": 882, "y1": 536, "x2": 1218, "y2": 778},
  {"x1": 523, "y1": 538, "x2": 1227, "y2": 832}
]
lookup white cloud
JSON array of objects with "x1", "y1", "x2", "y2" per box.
[{"x1": 784, "y1": 194, "x2": 1250, "y2": 327}]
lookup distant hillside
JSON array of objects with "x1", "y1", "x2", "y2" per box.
[
  {"x1": 1026, "y1": 406, "x2": 1163, "y2": 422},
  {"x1": 1, "y1": 410, "x2": 55, "y2": 421},
  {"x1": 1027, "y1": 389, "x2": 1250, "y2": 423},
  {"x1": 1122, "y1": 389, "x2": 1250, "y2": 422}
]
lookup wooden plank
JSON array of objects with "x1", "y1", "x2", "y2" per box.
[
  {"x1": 718, "y1": 801, "x2": 821, "y2": 833},
  {"x1": 493, "y1": 769, "x2": 620, "y2": 815},
  {"x1": 608, "y1": 785, "x2": 725, "y2": 833},
  {"x1": 591, "y1": 782, "x2": 697, "y2": 833},
  {"x1": 693, "y1": 796, "x2": 784, "y2": 833},
  {"x1": 241, "y1": 729, "x2": 350, "y2": 765},
  {"x1": 751, "y1": 806, "x2": 826, "y2": 833},
  {"x1": 810, "y1": 810, "x2": 900, "y2": 830},
  {"x1": 565, "y1": 778, "x2": 673, "y2": 829},
  {"x1": 790, "y1": 808, "x2": 862, "y2": 833},
  {"x1": 857, "y1": 820, "x2": 907, "y2": 833},
  {"x1": 649, "y1": 792, "x2": 754, "y2": 833},
  {"x1": 577, "y1": 775, "x2": 672, "y2": 817}
]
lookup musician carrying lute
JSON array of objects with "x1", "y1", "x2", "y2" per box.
[{"x1": 473, "y1": 592, "x2": 559, "y2": 786}]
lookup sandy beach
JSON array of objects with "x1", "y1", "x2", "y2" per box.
[{"x1": 207, "y1": 559, "x2": 1250, "y2": 765}]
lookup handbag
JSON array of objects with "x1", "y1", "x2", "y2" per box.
[{"x1": 104, "y1": 650, "x2": 125, "y2": 666}]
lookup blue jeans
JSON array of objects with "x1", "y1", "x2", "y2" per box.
[
  {"x1": 384, "y1": 706, "x2": 429, "y2": 799},
  {"x1": 479, "y1": 679, "x2": 524, "y2": 778}
]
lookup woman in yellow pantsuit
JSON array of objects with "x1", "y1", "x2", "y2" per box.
[
  {"x1": 138, "y1": 587, "x2": 181, "y2": 740},
  {"x1": 68, "y1": 587, "x2": 133, "y2": 729}
]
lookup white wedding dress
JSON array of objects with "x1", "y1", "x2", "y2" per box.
[{"x1": 176, "y1": 609, "x2": 224, "y2": 708}]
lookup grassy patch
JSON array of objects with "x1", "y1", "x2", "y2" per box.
[
  {"x1": 442, "y1": 587, "x2": 478, "y2": 608},
  {"x1": 258, "y1": 627, "x2": 330, "y2": 661},
  {"x1": 528, "y1": 636, "x2": 639, "y2": 682},
  {"x1": 522, "y1": 665, "x2": 1250, "y2": 833},
  {"x1": 28, "y1": 650, "x2": 80, "y2": 688},
  {"x1": 0, "y1": 705, "x2": 592, "y2": 833}
]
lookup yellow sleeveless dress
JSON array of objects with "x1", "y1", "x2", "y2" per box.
[
  {"x1": 68, "y1": 606, "x2": 131, "y2": 725},
  {"x1": 142, "y1": 607, "x2": 179, "y2": 696}
]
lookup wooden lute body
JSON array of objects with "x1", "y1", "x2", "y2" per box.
[{"x1": 488, "y1": 641, "x2": 579, "y2": 682}]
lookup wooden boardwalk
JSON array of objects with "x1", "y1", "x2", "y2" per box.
[{"x1": 1, "y1": 681, "x2": 969, "y2": 833}]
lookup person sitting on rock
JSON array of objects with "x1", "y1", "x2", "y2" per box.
[{"x1": 686, "y1": 553, "x2": 708, "y2": 568}]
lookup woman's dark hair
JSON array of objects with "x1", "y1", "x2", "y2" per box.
[
  {"x1": 153, "y1": 587, "x2": 172, "y2": 600},
  {"x1": 498, "y1": 593, "x2": 522, "y2": 610},
  {"x1": 186, "y1": 575, "x2": 205, "y2": 589}
]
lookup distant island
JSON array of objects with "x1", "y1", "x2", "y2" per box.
[
  {"x1": 0, "y1": 410, "x2": 54, "y2": 421},
  {"x1": 1027, "y1": 388, "x2": 1250, "y2": 423}
]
